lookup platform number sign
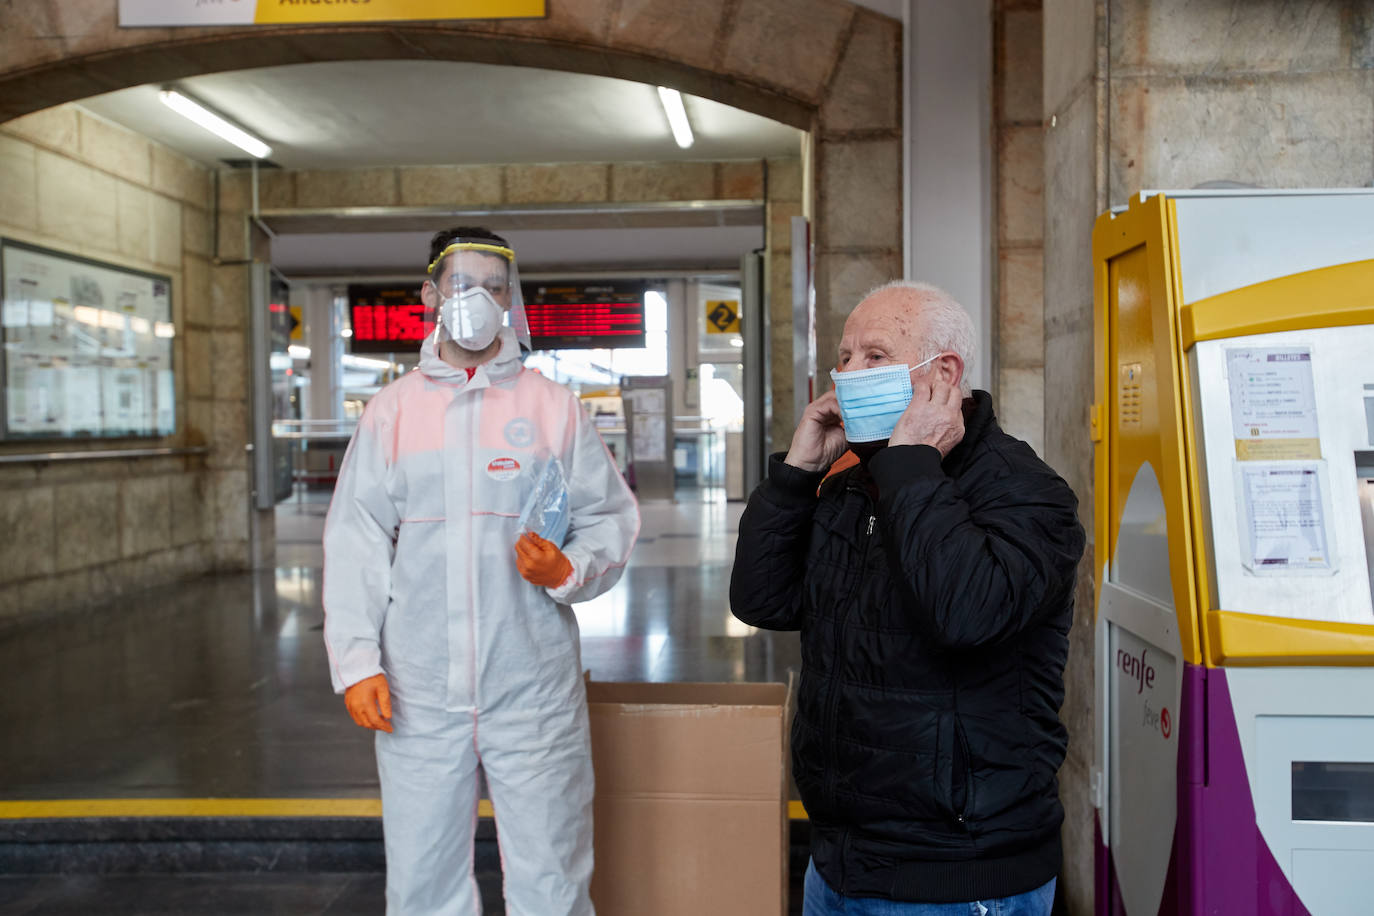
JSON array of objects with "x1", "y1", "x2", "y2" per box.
[{"x1": 706, "y1": 299, "x2": 740, "y2": 334}]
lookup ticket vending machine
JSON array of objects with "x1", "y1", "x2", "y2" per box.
[{"x1": 1092, "y1": 190, "x2": 1374, "y2": 915}]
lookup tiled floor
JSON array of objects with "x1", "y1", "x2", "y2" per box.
[{"x1": 0, "y1": 487, "x2": 802, "y2": 914}]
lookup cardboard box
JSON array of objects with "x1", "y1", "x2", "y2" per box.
[{"x1": 587, "y1": 681, "x2": 791, "y2": 916}]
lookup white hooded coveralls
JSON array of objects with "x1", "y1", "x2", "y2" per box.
[{"x1": 323, "y1": 327, "x2": 639, "y2": 915}]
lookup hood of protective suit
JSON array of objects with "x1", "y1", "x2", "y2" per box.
[{"x1": 418, "y1": 325, "x2": 523, "y2": 387}]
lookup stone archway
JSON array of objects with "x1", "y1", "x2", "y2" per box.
[
  {"x1": 0, "y1": 0, "x2": 902, "y2": 379},
  {"x1": 0, "y1": 1, "x2": 900, "y2": 614}
]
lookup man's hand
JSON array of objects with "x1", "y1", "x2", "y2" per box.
[
  {"x1": 515, "y1": 532, "x2": 573, "y2": 588},
  {"x1": 890, "y1": 377, "x2": 965, "y2": 457},
  {"x1": 344, "y1": 673, "x2": 393, "y2": 733},
  {"x1": 784, "y1": 390, "x2": 849, "y2": 473}
]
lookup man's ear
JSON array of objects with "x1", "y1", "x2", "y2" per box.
[
  {"x1": 420, "y1": 279, "x2": 438, "y2": 310},
  {"x1": 936, "y1": 352, "x2": 965, "y2": 390}
]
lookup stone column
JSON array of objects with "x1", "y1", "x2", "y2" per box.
[{"x1": 1043, "y1": 0, "x2": 1105, "y2": 912}]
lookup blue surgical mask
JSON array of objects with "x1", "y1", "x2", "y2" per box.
[{"x1": 829, "y1": 354, "x2": 939, "y2": 443}]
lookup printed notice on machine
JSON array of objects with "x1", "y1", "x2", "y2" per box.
[
  {"x1": 1237, "y1": 463, "x2": 1333, "y2": 575},
  {"x1": 1226, "y1": 347, "x2": 1320, "y2": 460}
]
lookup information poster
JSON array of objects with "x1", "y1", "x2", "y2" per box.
[
  {"x1": 627, "y1": 388, "x2": 667, "y2": 462},
  {"x1": 1236, "y1": 462, "x2": 1333, "y2": 574},
  {"x1": 1, "y1": 240, "x2": 175, "y2": 439},
  {"x1": 1226, "y1": 346, "x2": 1321, "y2": 460}
]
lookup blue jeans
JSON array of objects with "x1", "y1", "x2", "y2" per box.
[{"x1": 803, "y1": 860, "x2": 1056, "y2": 916}]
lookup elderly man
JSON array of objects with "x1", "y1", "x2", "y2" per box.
[{"x1": 730, "y1": 281, "x2": 1084, "y2": 915}]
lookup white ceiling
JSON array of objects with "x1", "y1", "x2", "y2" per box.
[{"x1": 78, "y1": 59, "x2": 803, "y2": 170}]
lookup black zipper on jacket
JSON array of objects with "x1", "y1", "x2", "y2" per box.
[{"x1": 822, "y1": 487, "x2": 875, "y2": 825}]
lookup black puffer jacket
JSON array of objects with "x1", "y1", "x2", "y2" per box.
[{"x1": 730, "y1": 392, "x2": 1084, "y2": 903}]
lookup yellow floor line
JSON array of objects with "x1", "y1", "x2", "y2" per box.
[{"x1": 1, "y1": 798, "x2": 809, "y2": 821}]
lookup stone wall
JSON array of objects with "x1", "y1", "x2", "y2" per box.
[
  {"x1": 1042, "y1": 0, "x2": 1108, "y2": 906},
  {"x1": 1043, "y1": 2, "x2": 1374, "y2": 912},
  {"x1": 0, "y1": 104, "x2": 247, "y2": 622},
  {"x1": 0, "y1": 0, "x2": 904, "y2": 446},
  {"x1": 994, "y1": 0, "x2": 1046, "y2": 455}
]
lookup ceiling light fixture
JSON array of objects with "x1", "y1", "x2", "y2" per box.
[
  {"x1": 159, "y1": 88, "x2": 272, "y2": 159},
  {"x1": 656, "y1": 87, "x2": 694, "y2": 149}
]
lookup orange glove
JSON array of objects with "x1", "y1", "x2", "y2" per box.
[
  {"x1": 515, "y1": 531, "x2": 573, "y2": 588},
  {"x1": 344, "y1": 673, "x2": 393, "y2": 733}
]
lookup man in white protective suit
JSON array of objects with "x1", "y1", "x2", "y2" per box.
[{"x1": 323, "y1": 227, "x2": 640, "y2": 915}]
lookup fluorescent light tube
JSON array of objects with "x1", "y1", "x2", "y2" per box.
[
  {"x1": 159, "y1": 89, "x2": 272, "y2": 159},
  {"x1": 656, "y1": 87, "x2": 694, "y2": 149}
]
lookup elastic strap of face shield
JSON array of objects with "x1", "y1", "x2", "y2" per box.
[{"x1": 426, "y1": 241, "x2": 516, "y2": 276}]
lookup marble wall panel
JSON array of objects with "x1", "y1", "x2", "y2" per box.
[
  {"x1": 114, "y1": 179, "x2": 152, "y2": 262},
  {"x1": 1, "y1": 105, "x2": 79, "y2": 151},
  {"x1": 1044, "y1": 0, "x2": 1098, "y2": 115},
  {"x1": 717, "y1": 161, "x2": 765, "y2": 200},
  {"x1": 211, "y1": 398, "x2": 249, "y2": 470},
  {"x1": 611, "y1": 161, "x2": 715, "y2": 202},
  {"x1": 506, "y1": 163, "x2": 609, "y2": 203},
  {"x1": 182, "y1": 254, "x2": 211, "y2": 328},
  {"x1": 399, "y1": 165, "x2": 503, "y2": 206},
  {"x1": 1000, "y1": 8, "x2": 1044, "y2": 125},
  {"x1": 210, "y1": 330, "x2": 249, "y2": 407},
  {"x1": 1109, "y1": 70, "x2": 1374, "y2": 205},
  {"x1": 210, "y1": 263, "x2": 249, "y2": 331},
  {"x1": 53, "y1": 481, "x2": 119, "y2": 572},
  {"x1": 295, "y1": 168, "x2": 399, "y2": 209},
  {"x1": 766, "y1": 156, "x2": 804, "y2": 203},
  {"x1": 722, "y1": 0, "x2": 854, "y2": 102},
  {"x1": 0, "y1": 135, "x2": 38, "y2": 232},
  {"x1": 609, "y1": 0, "x2": 729, "y2": 69},
  {"x1": 998, "y1": 247, "x2": 1045, "y2": 369},
  {"x1": 214, "y1": 538, "x2": 251, "y2": 571},
  {"x1": 182, "y1": 205, "x2": 212, "y2": 259},
  {"x1": 1043, "y1": 87, "x2": 1097, "y2": 507},
  {"x1": 185, "y1": 397, "x2": 214, "y2": 448},
  {"x1": 36, "y1": 150, "x2": 117, "y2": 244},
  {"x1": 0, "y1": 487, "x2": 54, "y2": 585},
  {"x1": 1110, "y1": 0, "x2": 1350, "y2": 77},
  {"x1": 820, "y1": 11, "x2": 901, "y2": 134},
  {"x1": 813, "y1": 250, "x2": 903, "y2": 371},
  {"x1": 819, "y1": 140, "x2": 901, "y2": 251},
  {"x1": 217, "y1": 171, "x2": 251, "y2": 212},
  {"x1": 210, "y1": 470, "x2": 250, "y2": 551},
  {"x1": 257, "y1": 170, "x2": 296, "y2": 210},
  {"x1": 149, "y1": 192, "x2": 182, "y2": 269},
  {"x1": 120, "y1": 475, "x2": 172, "y2": 558},
  {"x1": 151, "y1": 144, "x2": 210, "y2": 208},
  {"x1": 77, "y1": 111, "x2": 151, "y2": 187},
  {"x1": 999, "y1": 125, "x2": 1045, "y2": 244},
  {"x1": 184, "y1": 327, "x2": 213, "y2": 399},
  {"x1": 216, "y1": 211, "x2": 247, "y2": 262},
  {"x1": 997, "y1": 366, "x2": 1045, "y2": 455}
]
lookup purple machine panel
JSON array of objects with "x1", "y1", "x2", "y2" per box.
[{"x1": 1097, "y1": 665, "x2": 1309, "y2": 915}]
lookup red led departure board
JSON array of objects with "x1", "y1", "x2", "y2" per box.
[
  {"x1": 348, "y1": 284, "x2": 432, "y2": 353},
  {"x1": 523, "y1": 281, "x2": 646, "y2": 350}
]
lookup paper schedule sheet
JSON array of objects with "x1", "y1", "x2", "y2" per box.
[
  {"x1": 1226, "y1": 347, "x2": 1321, "y2": 460},
  {"x1": 1237, "y1": 463, "x2": 1333, "y2": 574}
]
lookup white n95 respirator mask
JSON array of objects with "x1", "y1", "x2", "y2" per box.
[
  {"x1": 440, "y1": 286, "x2": 504, "y2": 351},
  {"x1": 829, "y1": 354, "x2": 939, "y2": 443}
]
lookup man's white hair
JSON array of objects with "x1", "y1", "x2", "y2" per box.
[{"x1": 865, "y1": 280, "x2": 975, "y2": 395}]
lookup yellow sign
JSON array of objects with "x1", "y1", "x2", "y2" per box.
[
  {"x1": 289, "y1": 305, "x2": 303, "y2": 341},
  {"x1": 706, "y1": 299, "x2": 740, "y2": 334},
  {"x1": 119, "y1": 0, "x2": 545, "y2": 27}
]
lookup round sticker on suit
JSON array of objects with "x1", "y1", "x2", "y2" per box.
[{"x1": 486, "y1": 457, "x2": 521, "y2": 481}]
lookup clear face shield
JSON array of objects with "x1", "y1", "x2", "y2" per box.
[{"x1": 424, "y1": 240, "x2": 531, "y2": 352}]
